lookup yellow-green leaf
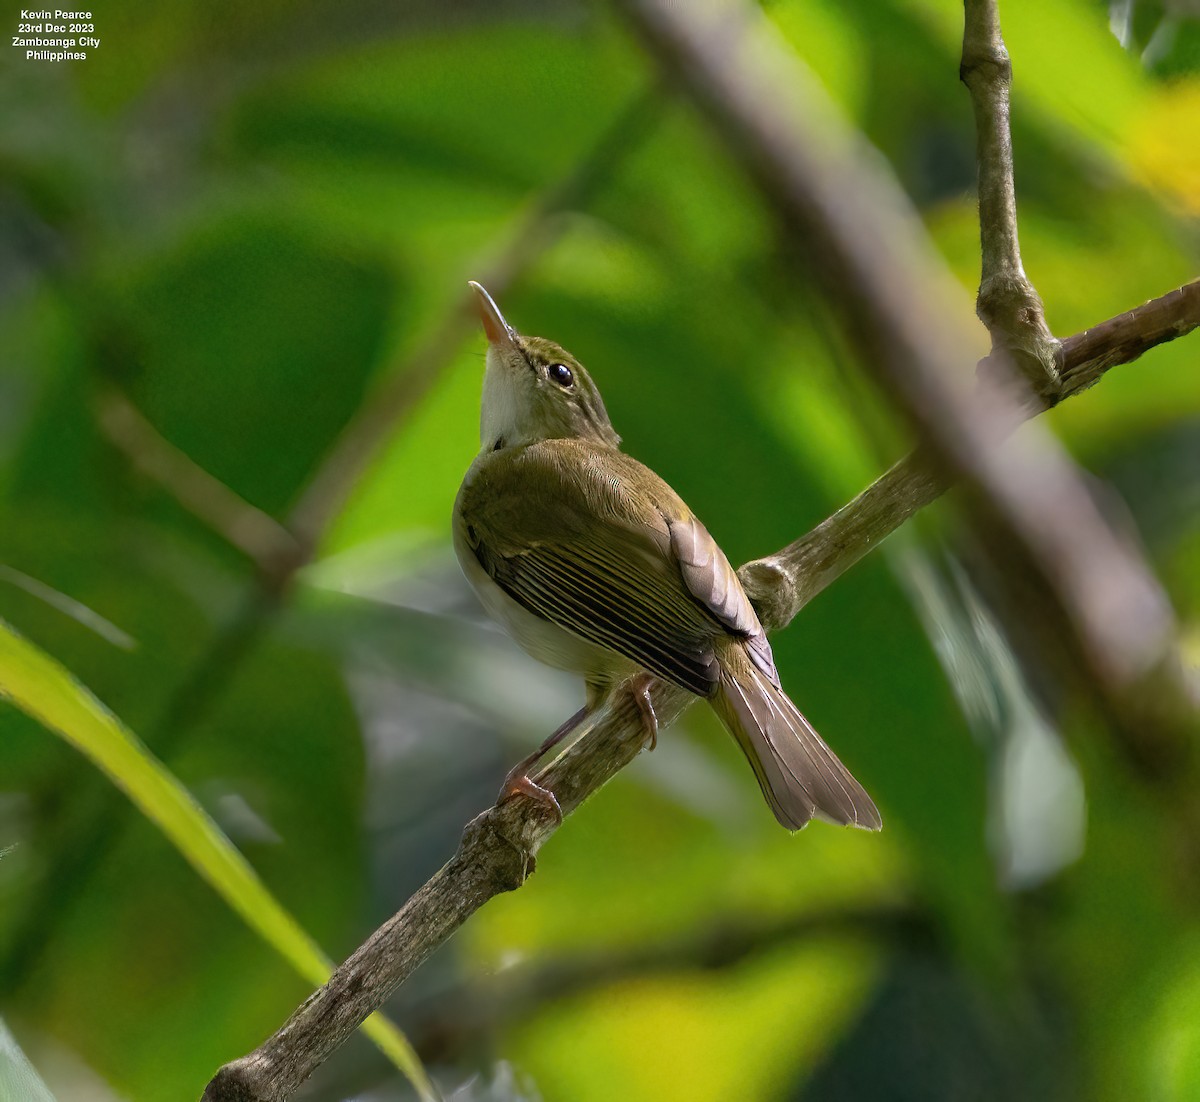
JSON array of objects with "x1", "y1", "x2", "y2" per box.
[{"x1": 0, "y1": 618, "x2": 436, "y2": 1102}]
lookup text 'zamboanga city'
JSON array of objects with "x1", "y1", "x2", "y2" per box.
[{"x1": 13, "y1": 9, "x2": 99, "y2": 60}]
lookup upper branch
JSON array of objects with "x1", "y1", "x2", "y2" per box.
[
  {"x1": 743, "y1": 278, "x2": 1200, "y2": 629},
  {"x1": 960, "y1": 0, "x2": 1060, "y2": 393},
  {"x1": 1058, "y1": 279, "x2": 1200, "y2": 395}
]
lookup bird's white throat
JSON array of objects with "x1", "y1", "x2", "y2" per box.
[{"x1": 479, "y1": 345, "x2": 529, "y2": 450}]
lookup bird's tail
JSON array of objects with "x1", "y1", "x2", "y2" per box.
[{"x1": 711, "y1": 649, "x2": 881, "y2": 832}]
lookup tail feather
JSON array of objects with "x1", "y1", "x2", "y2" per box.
[{"x1": 711, "y1": 655, "x2": 881, "y2": 832}]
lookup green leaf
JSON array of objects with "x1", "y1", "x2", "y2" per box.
[{"x1": 0, "y1": 618, "x2": 436, "y2": 1102}]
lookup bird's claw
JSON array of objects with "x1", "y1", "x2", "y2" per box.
[{"x1": 496, "y1": 769, "x2": 563, "y2": 826}]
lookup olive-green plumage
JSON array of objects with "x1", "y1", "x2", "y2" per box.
[{"x1": 454, "y1": 282, "x2": 880, "y2": 832}]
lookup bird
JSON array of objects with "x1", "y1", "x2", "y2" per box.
[{"x1": 453, "y1": 281, "x2": 881, "y2": 832}]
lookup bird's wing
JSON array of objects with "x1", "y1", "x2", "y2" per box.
[
  {"x1": 666, "y1": 511, "x2": 778, "y2": 684},
  {"x1": 461, "y1": 441, "x2": 765, "y2": 696}
]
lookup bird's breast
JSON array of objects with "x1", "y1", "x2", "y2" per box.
[{"x1": 453, "y1": 490, "x2": 635, "y2": 685}]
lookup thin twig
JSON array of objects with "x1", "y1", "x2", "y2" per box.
[
  {"x1": 960, "y1": 0, "x2": 1060, "y2": 394},
  {"x1": 1057, "y1": 279, "x2": 1200, "y2": 396},
  {"x1": 0, "y1": 565, "x2": 136, "y2": 651}
]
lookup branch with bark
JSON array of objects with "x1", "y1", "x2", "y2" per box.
[
  {"x1": 740, "y1": 279, "x2": 1200, "y2": 632},
  {"x1": 960, "y1": 0, "x2": 1060, "y2": 394},
  {"x1": 204, "y1": 1, "x2": 1199, "y2": 1098},
  {"x1": 202, "y1": 281, "x2": 1197, "y2": 1102}
]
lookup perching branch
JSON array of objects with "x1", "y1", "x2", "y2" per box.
[
  {"x1": 960, "y1": 0, "x2": 1060, "y2": 394},
  {"x1": 204, "y1": 5, "x2": 1200, "y2": 1098},
  {"x1": 202, "y1": 688, "x2": 687, "y2": 1102},
  {"x1": 203, "y1": 271, "x2": 1197, "y2": 1099}
]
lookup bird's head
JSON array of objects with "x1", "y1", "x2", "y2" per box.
[{"x1": 469, "y1": 281, "x2": 620, "y2": 453}]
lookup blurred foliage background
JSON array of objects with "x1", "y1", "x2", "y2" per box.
[{"x1": 1, "y1": 0, "x2": 1198, "y2": 1099}]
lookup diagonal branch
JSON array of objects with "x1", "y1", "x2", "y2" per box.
[
  {"x1": 95, "y1": 389, "x2": 303, "y2": 574},
  {"x1": 201, "y1": 276, "x2": 1200, "y2": 1101}
]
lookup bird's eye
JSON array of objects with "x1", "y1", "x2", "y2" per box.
[{"x1": 547, "y1": 363, "x2": 573, "y2": 388}]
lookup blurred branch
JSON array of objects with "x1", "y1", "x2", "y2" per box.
[
  {"x1": 286, "y1": 84, "x2": 663, "y2": 556},
  {"x1": 95, "y1": 389, "x2": 303, "y2": 573},
  {"x1": 960, "y1": 0, "x2": 1059, "y2": 394},
  {"x1": 205, "y1": 3, "x2": 1200, "y2": 1096}
]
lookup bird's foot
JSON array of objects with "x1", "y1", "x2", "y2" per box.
[
  {"x1": 493, "y1": 703, "x2": 589, "y2": 825},
  {"x1": 496, "y1": 758, "x2": 562, "y2": 826},
  {"x1": 628, "y1": 675, "x2": 659, "y2": 752}
]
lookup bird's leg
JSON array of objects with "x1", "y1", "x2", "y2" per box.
[
  {"x1": 627, "y1": 674, "x2": 659, "y2": 751},
  {"x1": 496, "y1": 704, "x2": 590, "y2": 822}
]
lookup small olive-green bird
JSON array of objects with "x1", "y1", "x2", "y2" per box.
[{"x1": 454, "y1": 282, "x2": 880, "y2": 832}]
